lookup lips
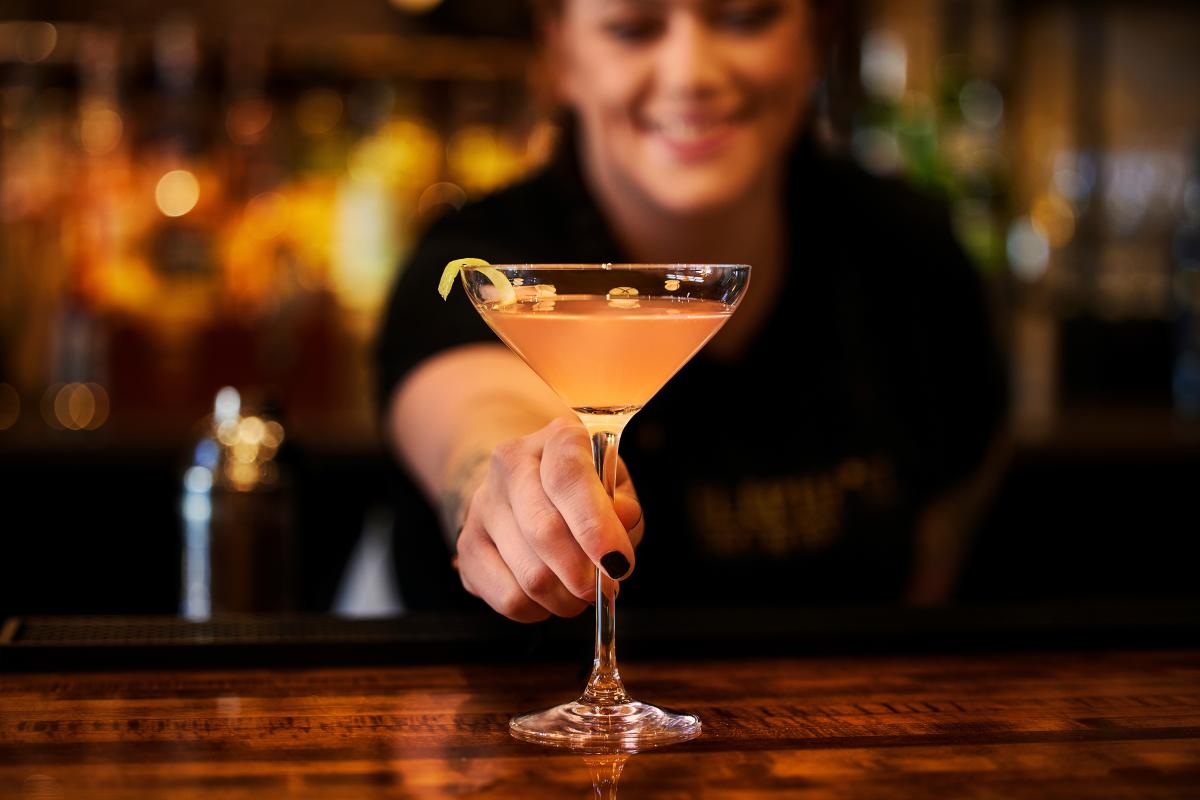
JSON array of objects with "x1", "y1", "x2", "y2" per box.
[{"x1": 643, "y1": 114, "x2": 741, "y2": 161}]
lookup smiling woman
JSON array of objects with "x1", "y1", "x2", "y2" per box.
[
  {"x1": 546, "y1": 0, "x2": 818, "y2": 218},
  {"x1": 376, "y1": 0, "x2": 1007, "y2": 619}
]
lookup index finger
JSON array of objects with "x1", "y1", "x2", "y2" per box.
[{"x1": 539, "y1": 419, "x2": 635, "y2": 581}]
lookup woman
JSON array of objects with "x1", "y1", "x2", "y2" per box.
[{"x1": 376, "y1": 0, "x2": 1007, "y2": 621}]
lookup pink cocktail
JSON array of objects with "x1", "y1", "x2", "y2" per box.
[{"x1": 459, "y1": 264, "x2": 751, "y2": 752}]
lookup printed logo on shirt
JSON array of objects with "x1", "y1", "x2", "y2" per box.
[{"x1": 686, "y1": 455, "x2": 898, "y2": 558}]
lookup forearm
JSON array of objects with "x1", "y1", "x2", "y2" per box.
[{"x1": 386, "y1": 343, "x2": 569, "y2": 543}]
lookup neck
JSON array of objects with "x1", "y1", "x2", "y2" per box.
[{"x1": 583, "y1": 154, "x2": 786, "y2": 274}]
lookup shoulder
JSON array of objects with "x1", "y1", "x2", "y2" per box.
[
  {"x1": 796, "y1": 147, "x2": 976, "y2": 295},
  {"x1": 415, "y1": 164, "x2": 576, "y2": 264},
  {"x1": 805, "y1": 148, "x2": 956, "y2": 248}
]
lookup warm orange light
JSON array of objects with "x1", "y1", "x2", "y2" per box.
[
  {"x1": 238, "y1": 416, "x2": 265, "y2": 445},
  {"x1": 80, "y1": 103, "x2": 123, "y2": 156},
  {"x1": 156, "y1": 169, "x2": 200, "y2": 217},
  {"x1": 47, "y1": 383, "x2": 109, "y2": 430},
  {"x1": 226, "y1": 97, "x2": 273, "y2": 145},
  {"x1": 389, "y1": 0, "x2": 443, "y2": 11},
  {"x1": 17, "y1": 22, "x2": 57, "y2": 63},
  {"x1": 262, "y1": 421, "x2": 285, "y2": 449},
  {"x1": 1031, "y1": 193, "x2": 1076, "y2": 247},
  {"x1": 446, "y1": 125, "x2": 524, "y2": 193}
]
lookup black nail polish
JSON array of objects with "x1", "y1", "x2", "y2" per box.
[{"x1": 601, "y1": 551, "x2": 630, "y2": 580}]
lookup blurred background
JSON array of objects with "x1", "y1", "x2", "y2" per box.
[{"x1": 1, "y1": 0, "x2": 1197, "y2": 620}]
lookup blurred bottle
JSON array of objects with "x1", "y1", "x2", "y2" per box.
[{"x1": 180, "y1": 386, "x2": 295, "y2": 619}]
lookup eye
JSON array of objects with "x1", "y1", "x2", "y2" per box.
[
  {"x1": 601, "y1": 15, "x2": 664, "y2": 45},
  {"x1": 712, "y1": 1, "x2": 782, "y2": 33}
]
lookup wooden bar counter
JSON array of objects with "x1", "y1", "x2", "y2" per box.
[{"x1": 2, "y1": 647, "x2": 1199, "y2": 797}]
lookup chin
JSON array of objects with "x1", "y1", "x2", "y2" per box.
[{"x1": 641, "y1": 169, "x2": 759, "y2": 218}]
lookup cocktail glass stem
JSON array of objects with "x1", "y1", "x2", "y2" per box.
[{"x1": 580, "y1": 426, "x2": 631, "y2": 707}]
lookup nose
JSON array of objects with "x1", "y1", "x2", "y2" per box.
[{"x1": 655, "y1": 11, "x2": 726, "y2": 101}]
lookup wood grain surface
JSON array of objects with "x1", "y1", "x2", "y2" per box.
[{"x1": 2, "y1": 650, "x2": 1199, "y2": 798}]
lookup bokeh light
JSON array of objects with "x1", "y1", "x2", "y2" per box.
[
  {"x1": 860, "y1": 30, "x2": 907, "y2": 102},
  {"x1": 79, "y1": 103, "x2": 124, "y2": 156},
  {"x1": 217, "y1": 420, "x2": 240, "y2": 447},
  {"x1": 214, "y1": 386, "x2": 241, "y2": 423},
  {"x1": 0, "y1": 383, "x2": 19, "y2": 430},
  {"x1": 959, "y1": 80, "x2": 1004, "y2": 130},
  {"x1": 231, "y1": 441, "x2": 258, "y2": 464},
  {"x1": 1031, "y1": 193, "x2": 1076, "y2": 247},
  {"x1": 42, "y1": 383, "x2": 110, "y2": 431},
  {"x1": 263, "y1": 421, "x2": 284, "y2": 449},
  {"x1": 446, "y1": 125, "x2": 524, "y2": 192},
  {"x1": 238, "y1": 416, "x2": 265, "y2": 445},
  {"x1": 183, "y1": 465, "x2": 213, "y2": 494},
  {"x1": 155, "y1": 169, "x2": 200, "y2": 217},
  {"x1": 242, "y1": 192, "x2": 291, "y2": 240},
  {"x1": 1053, "y1": 151, "x2": 1098, "y2": 206},
  {"x1": 225, "y1": 461, "x2": 260, "y2": 491},
  {"x1": 418, "y1": 181, "x2": 468, "y2": 219},
  {"x1": 1007, "y1": 218, "x2": 1051, "y2": 281},
  {"x1": 225, "y1": 97, "x2": 273, "y2": 145},
  {"x1": 852, "y1": 127, "x2": 902, "y2": 176},
  {"x1": 17, "y1": 22, "x2": 57, "y2": 64}
]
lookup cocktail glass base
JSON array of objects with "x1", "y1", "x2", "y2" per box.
[{"x1": 510, "y1": 700, "x2": 700, "y2": 753}]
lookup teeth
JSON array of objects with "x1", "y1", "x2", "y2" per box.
[{"x1": 654, "y1": 119, "x2": 722, "y2": 142}]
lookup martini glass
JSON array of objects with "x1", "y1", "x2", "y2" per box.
[{"x1": 459, "y1": 264, "x2": 750, "y2": 751}]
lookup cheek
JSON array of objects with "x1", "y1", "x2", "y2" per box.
[
  {"x1": 744, "y1": 54, "x2": 816, "y2": 144},
  {"x1": 559, "y1": 31, "x2": 643, "y2": 126}
]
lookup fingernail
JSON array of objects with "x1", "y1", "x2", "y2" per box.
[{"x1": 601, "y1": 551, "x2": 631, "y2": 581}]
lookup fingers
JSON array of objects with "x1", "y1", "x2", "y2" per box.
[
  {"x1": 485, "y1": 495, "x2": 590, "y2": 618},
  {"x1": 453, "y1": 416, "x2": 647, "y2": 624},
  {"x1": 614, "y1": 457, "x2": 644, "y2": 547},
  {"x1": 613, "y1": 489, "x2": 644, "y2": 549},
  {"x1": 502, "y1": 456, "x2": 597, "y2": 602},
  {"x1": 455, "y1": 517, "x2": 550, "y2": 624},
  {"x1": 540, "y1": 419, "x2": 636, "y2": 580}
]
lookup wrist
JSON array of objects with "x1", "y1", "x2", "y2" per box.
[{"x1": 438, "y1": 447, "x2": 490, "y2": 547}]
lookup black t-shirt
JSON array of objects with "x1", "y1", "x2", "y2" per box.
[{"x1": 375, "y1": 135, "x2": 1005, "y2": 607}]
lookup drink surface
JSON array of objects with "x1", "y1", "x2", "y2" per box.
[{"x1": 479, "y1": 295, "x2": 732, "y2": 413}]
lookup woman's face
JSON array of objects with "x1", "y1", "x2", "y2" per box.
[{"x1": 549, "y1": 0, "x2": 818, "y2": 216}]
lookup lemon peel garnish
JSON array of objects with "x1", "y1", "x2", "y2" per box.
[{"x1": 438, "y1": 258, "x2": 517, "y2": 307}]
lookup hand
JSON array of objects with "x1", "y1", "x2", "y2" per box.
[{"x1": 453, "y1": 417, "x2": 644, "y2": 622}]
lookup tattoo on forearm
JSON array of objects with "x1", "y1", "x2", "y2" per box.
[{"x1": 439, "y1": 449, "x2": 491, "y2": 547}]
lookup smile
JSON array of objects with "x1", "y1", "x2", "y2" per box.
[{"x1": 643, "y1": 114, "x2": 742, "y2": 160}]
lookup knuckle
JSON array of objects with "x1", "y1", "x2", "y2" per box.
[
  {"x1": 564, "y1": 574, "x2": 594, "y2": 601},
  {"x1": 525, "y1": 506, "x2": 568, "y2": 547},
  {"x1": 549, "y1": 422, "x2": 587, "y2": 450},
  {"x1": 543, "y1": 460, "x2": 588, "y2": 498},
  {"x1": 464, "y1": 484, "x2": 488, "y2": 521},
  {"x1": 490, "y1": 439, "x2": 523, "y2": 471},
  {"x1": 520, "y1": 564, "x2": 559, "y2": 598},
  {"x1": 454, "y1": 528, "x2": 477, "y2": 557},
  {"x1": 494, "y1": 586, "x2": 530, "y2": 619},
  {"x1": 497, "y1": 590, "x2": 548, "y2": 623},
  {"x1": 572, "y1": 517, "x2": 608, "y2": 550}
]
